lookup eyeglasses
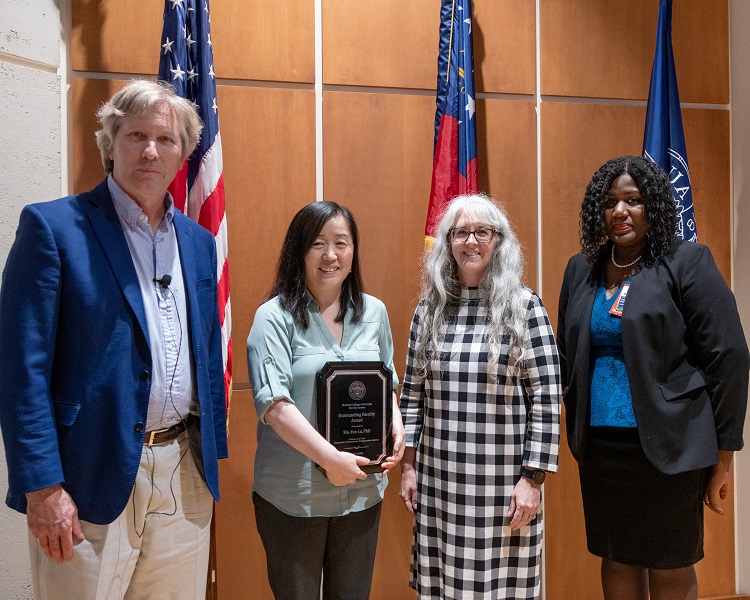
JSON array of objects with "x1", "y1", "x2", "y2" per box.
[{"x1": 448, "y1": 227, "x2": 498, "y2": 243}]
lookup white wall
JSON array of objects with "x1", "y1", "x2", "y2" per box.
[
  {"x1": 0, "y1": 0, "x2": 64, "y2": 597},
  {"x1": 731, "y1": 0, "x2": 750, "y2": 592}
]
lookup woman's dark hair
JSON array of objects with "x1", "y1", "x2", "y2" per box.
[
  {"x1": 269, "y1": 201, "x2": 365, "y2": 330},
  {"x1": 580, "y1": 155, "x2": 677, "y2": 270}
]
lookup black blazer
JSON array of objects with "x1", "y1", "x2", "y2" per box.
[{"x1": 557, "y1": 240, "x2": 749, "y2": 475}]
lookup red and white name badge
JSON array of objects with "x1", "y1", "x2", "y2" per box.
[{"x1": 609, "y1": 283, "x2": 630, "y2": 317}]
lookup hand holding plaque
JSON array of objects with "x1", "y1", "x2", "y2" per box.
[{"x1": 315, "y1": 361, "x2": 393, "y2": 476}]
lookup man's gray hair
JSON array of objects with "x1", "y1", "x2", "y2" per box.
[{"x1": 95, "y1": 79, "x2": 203, "y2": 174}]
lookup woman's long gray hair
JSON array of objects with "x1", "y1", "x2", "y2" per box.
[{"x1": 413, "y1": 194, "x2": 528, "y2": 376}]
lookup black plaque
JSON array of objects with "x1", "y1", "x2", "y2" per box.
[{"x1": 315, "y1": 361, "x2": 393, "y2": 475}]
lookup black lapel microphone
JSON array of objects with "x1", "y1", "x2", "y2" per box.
[{"x1": 153, "y1": 274, "x2": 172, "y2": 288}]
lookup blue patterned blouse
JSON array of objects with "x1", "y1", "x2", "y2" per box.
[{"x1": 589, "y1": 281, "x2": 637, "y2": 428}]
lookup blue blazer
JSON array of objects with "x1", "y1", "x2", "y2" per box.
[
  {"x1": 557, "y1": 241, "x2": 749, "y2": 475},
  {"x1": 0, "y1": 179, "x2": 228, "y2": 524}
]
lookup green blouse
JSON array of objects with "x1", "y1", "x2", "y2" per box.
[{"x1": 247, "y1": 292, "x2": 399, "y2": 517}]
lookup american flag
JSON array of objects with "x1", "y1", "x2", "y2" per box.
[
  {"x1": 425, "y1": 0, "x2": 479, "y2": 247},
  {"x1": 158, "y1": 0, "x2": 232, "y2": 410}
]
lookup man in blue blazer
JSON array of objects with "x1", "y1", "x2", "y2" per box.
[{"x1": 0, "y1": 80, "x2": 227, "y2": 599}]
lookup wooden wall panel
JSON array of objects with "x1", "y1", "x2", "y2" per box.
[
  {"x1": 71, "y1": 0, "x2": 161, "y2": 75},
  {"x1": 473, "y1": 0, "x2": 536, "y2": 94},
  {"x1": 540, "y1": 0, "x2": 729, "y2": 103},
  {"x1": 215, "y1": 389, "x2": 274, "y2": 599},
  {"x1": 323, "y1": 91, "x2": 434, "y2": 401},
  {"x1": 682, "y1": 108, "x2": 731, "y2": 277},
  {"x1": 72, "y1": 78, "x2": 126, "y2": 191},
  {"x1": 323, "y1": 0, "x2": 535, "y2": 94},
  {"x1": 211, "y1": 1, "x2": 314, "y2": 83},
  {"x1": 477, "y1": 99, "x2": 538, "y2": 285},
  {"x1": 218, "y1": 85, "x2": 316, "y2": 385},
  {"x1": 322, "y1": 0, "x2": 437, "y2": 90},
  {"x1": 541, "y1": 101, "x2": 734, "y2": 599},
  {"x1": 71, "y1": 0, "x2": 314, "y2": 83}
]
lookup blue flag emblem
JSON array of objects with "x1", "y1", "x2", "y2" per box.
[{"x1": 643, "y1": 0, "x2": 696, "y2": 241}]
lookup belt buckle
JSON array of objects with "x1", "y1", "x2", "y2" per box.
[{"x1": 146, "y1": 427, "x2": 170, "y2": 447}]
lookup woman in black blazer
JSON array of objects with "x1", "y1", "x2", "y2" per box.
[{"x1": 557, "y1": 156, "x2": 749, "y2": 600}]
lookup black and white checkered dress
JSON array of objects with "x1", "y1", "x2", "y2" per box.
[{"x1": 400, "y1": 287, "x2": 561, "y2": 599}]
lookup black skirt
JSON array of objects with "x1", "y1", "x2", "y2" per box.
[{"x1": 579, "y1": 426, "x2": 709, "y2": 569}]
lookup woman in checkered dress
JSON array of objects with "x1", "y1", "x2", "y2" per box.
[{"x1": 399, "y1": 194, "x2": 561, "y2": 599}]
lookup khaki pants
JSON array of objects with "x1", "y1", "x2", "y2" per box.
[{"x1": 30, "y1": 430, "x2": 213, "y2": 600}]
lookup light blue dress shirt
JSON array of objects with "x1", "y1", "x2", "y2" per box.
[
  {"x1": 109, "y1": 176, "x2": 196, "y2": 431},
  {"x1": 247, "y1": 292, "x2": 399, "y2": 517}
]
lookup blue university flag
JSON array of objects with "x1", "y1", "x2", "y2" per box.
[
  {"x1": 643, "y1": 0, "x2": 696, "y2": 241},
  {"x1": 425, "y1": 0, "x2": 478, "y2": 244}
]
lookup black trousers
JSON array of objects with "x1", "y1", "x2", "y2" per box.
[{"x1": 252, "y1": 492, "x2": 382, "y2": 600}]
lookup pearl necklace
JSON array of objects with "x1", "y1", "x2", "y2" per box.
[{"x1": 611, "y1": 246, "x2": 641, "y2": 269}]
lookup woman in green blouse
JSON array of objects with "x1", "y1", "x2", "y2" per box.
[{"x1": 247, "y1": 201, "x2": 404, "y2": 600}]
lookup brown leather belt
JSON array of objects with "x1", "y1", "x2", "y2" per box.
[{"x1": 145, "y1": 414, "x2": 196, "y2": 447}]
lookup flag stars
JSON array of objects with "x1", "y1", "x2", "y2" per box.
[
  {"x1": 162, "y1": 37, "x2": 174, "y2": 54},
  {"x1": 464, "y1": 18, "x2": 471, "y2": 33},
  {"x1": 186, "y1": 33, "x2": 196, "y2": 48},
  {"x1": 169, "y1": 0, "x2": 183, "y2": 9},
  {"x1": 212, "y1": 97, "x2": 218, "y2": 114},
  {"x1": 207, "y1": 33, "x2": 212, "y2": 46},
  {"x1": 187, "y1": 68, "x2": 198, "y2": 82},
  {"x1": 171, "y1": 64, "x2": 185, "y2": 81},
  {"x1": 209, "y1": 64, "x2": 215, "y2": 79},
  {"x1": 465, "y1": 94, "x2": 475, "y2": 119}
]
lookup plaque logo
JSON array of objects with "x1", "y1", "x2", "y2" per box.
[{"x1": 348, "y1": 381, "x2": 366, "y2": 400}]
